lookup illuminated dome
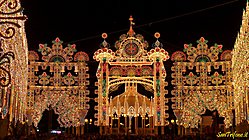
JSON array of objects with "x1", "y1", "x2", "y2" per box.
[{"x1": 112, "y1": 88, "x2": 152, "y2": 107}]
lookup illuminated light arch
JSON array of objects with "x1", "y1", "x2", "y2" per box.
[
  {"x1": 171, "y1": 37, "x2": 233, "y2": 128},
  {"x1": 195, "y1": 55, "x2": 211, "y2": 62},
  {"x1": 171, "y1": 51, "x2": 186, "y2": 62},
  {"x1": 27, "y1": 38, "x2": 90, "y2": 128},
  {"x1": 93, "y1": 16, "x2": 169, "y2": 135},
  {"x1": 49, "y1": 55, "x2": 65, "y2": 62},
  {"x1": 28, "y1": 51, "x2": 39, "y2": 62},
  {"x1": 0, "y1": 0, "x2": 28, "y2": 126},
  {"x1": 74, "y1": 51, "x2": 89, "y2": 62},
  {"x1": 220, "y1": 50, "x2": 232, "y2": 61},
  {"x1": 232, "y1": 1, "x2": 249, "y2": 126},
  {"x1": 108, "y1": 78, "x2": 154, "y2": 88}
]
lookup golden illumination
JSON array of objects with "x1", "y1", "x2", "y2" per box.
[
  {"x1": 0, "y1": 0, "x2": 28, "y2": 125},
  {"x1": 27, "y1": 38, "x2": 90, "y2": 127},
  {"x1": 171, "y1": 37, "x2": 233, "y2": 128},
  {"x1": 93, "y1": 16, "x2": 169, "y2": 134},
  {"x1": 232, "y1": 1, "x2": 249, "y2": 125}
]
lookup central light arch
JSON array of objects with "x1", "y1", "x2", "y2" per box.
[{"x1": 93, "y1": 16, "x2": 170, "y2": 135}]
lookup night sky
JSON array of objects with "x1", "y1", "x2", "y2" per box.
[
  {"x1": 21, "y1": 0, "x2": 246, "y2": 52},
  {"x1": 20, "y1": 0, "x2": 246, "y2": 130}
]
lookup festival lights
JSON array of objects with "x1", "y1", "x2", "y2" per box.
[
  {"x1": 1, "y1": 0, "x2": 247, "y2": 135},
  {"x1": 93, "y1": 16, "x2": 169, "y2": 134},
  {"x1": 171, "y1": 37, "x2": 233, "y2": 128},
  {"x1": 232, "y1": 1, "x2": 249, "y2": 125},
  {"x1": 0, "y1": 0, "x2": 28, "y2": 126},
  {"x1": 27, "y1": 38, "x2": 90, "y2": 127}
]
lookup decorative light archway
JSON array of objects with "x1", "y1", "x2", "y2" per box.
[
  {"x1": 232, "y1": 1, "x2": 249, "y2": 125},
  {"x1": 93, "y1": 16, "x2": 170, "y2": 134},
  {"x1": 27, "y1": 38, "x2": 90, "y2": 128},
  {"x1": 0, "y1": 0, "x2": 28, "y2": 125},
  {"x1": 171, "y1": 37, "x2": 233, "y2": 128}
]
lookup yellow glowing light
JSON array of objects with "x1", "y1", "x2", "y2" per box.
[
  {"x1": 28, "y1": 38, "x2": 90, "y2": 127},
  {"x1": 0, "y1": 0, "x2": 28, "y2": 125},
  {"x1": 93, "y1": 17, "x2": 169, "y2": 135},
  {"x1": 232, "y1": 1, "x2": 249, "y2": 125},
  {"x1": 171, "y1": 37, "x2": 233, "y2": 128}
]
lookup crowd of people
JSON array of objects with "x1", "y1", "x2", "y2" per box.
[{"x1": 3, "y1": 132, "x2": 220, "y2": 140}]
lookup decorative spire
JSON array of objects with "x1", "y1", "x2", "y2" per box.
[
  {"x1": 99, "y1": 33, "x2": 110, "y2": 48},
  {"x1": 127, "y1": 15, "x2": 135, "y2": 36},
  {"x1": 152, "y1": 32, "x2": 163, "y2": 48}
]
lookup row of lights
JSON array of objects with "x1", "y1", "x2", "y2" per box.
[
  {"x1": 85, "y1": 119, "x2": 92, "y2": 125},
  {"x1": 111, "y1": 116, "x2": 150, "y2": 120},
  {"x1": 171, "y1": 119, "x2": 178, "y2": 123}
]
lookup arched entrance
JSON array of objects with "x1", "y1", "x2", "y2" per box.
[
  {"x1": 109, "y1": 83, "x2": 154, "y2": 135},
  {"x1": 27, "y1": 38, "x2": 90, "y2": 135},
  {"x1": 37, "y1": 109, "x2": 60, "y2": 133},
  {"x1": 200, "y1": 109, "x2": 225, "y2": 135},
  {"x1": 93, "y1": 16, "x2": 170, "y2": 135},
  {"x1": 171, "y1": 37, "x2": 233, "y2": 135}
]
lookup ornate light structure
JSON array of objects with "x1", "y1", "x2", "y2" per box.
[
  {"x1": 171, "y1": 37, "x2": 233, "y2": 128},
  {"x1": 93, "y1": 16, "x2": 169, "y2": 135},
  {"x1": 0, "y1": 0, "x2": 28, "y2": 125},
  {"x1": 232, "y1": 1, "x2": 249, "y2": 125},
  {"x1": 27, "y1": 38, "x2": 90, "y2": 128}
]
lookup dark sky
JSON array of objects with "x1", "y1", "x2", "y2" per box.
[
  {"x1": 20, "y1": 0, "x2": 247, "y2": 122},
  {"x1": 21, "y1": 0, "x2": 246, "y2": 53}
]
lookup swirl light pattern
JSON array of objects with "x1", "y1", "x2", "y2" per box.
[{"x1": 0, "y1": 0, "x2": 28, "y2": 126}]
